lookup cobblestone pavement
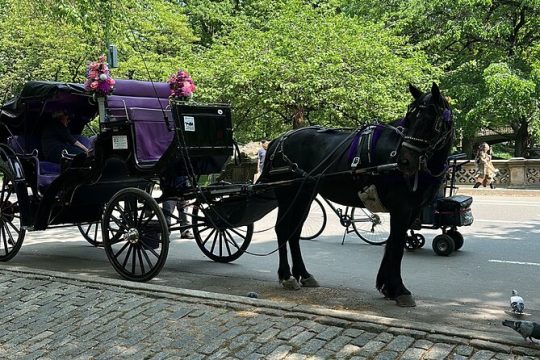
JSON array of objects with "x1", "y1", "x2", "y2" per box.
[{"x1": 1, "y1": 269, "x2": 539, "y2": 360}]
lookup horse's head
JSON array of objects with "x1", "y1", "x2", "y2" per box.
[{"x1": 397, "y1": 83, "x2": 453, "y2": 175}]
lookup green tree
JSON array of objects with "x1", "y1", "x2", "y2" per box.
[
  {"x1": 343, "y1": 0, "x2": 540, "y2": 156},
  {"x1": 189, "y1": 1, "x2": 436, "y2": 142},
  {"x1": 0, "y1": 0, "x2": 197, "y2": 98}
]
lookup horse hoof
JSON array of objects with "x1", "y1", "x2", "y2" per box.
[
  {"x1": 300, "y1": 276, "x2": 320, "y2": 288},
  {"x1": 280, "y1": 277, "x2": 301, "y2": 290},
  {"x1": 395, "y1": 294, "x2": 416, "y2": 307}
]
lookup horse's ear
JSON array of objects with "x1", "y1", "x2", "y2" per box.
[
  {"x1": 431, "y1": 82, "x2": 442, "y2": 103},
  {"x1": 409, "y1": 83, "x2": 423, "y2": 100}
]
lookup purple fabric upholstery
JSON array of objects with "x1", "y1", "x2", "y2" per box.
[
  {"x1": 113, "y1": 80, "x2": 170, "y2": 98},
  {"x1": 128, "y1": 108, "x2": 174, "y2": 163},
  {"x1": 107, "y1": 96, "x2": 169, "y2": 111},
  {"x1": 8, "y1": 135, "x2": 65, "y2": 189}
]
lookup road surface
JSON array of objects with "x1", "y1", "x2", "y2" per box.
[{"x1": 3, "y1": 192, "x2": 539, "y2": 336}]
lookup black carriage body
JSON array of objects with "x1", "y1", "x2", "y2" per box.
[
  {"x1": 0, "y1": 79, "x2": 234, "y2": 231},
  {"x1": 101, "y1": 80, "x2": 233, "y2": 178},
  {"x1": 412, "y1": 155, "x2": 474, "y2": 230}
]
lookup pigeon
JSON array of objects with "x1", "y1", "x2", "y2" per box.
[
  {"x1": 246, "y1": 292, "x2": 259, "y2": 299},
  {"x1": 502, "y1": 320, "x2": 540, "y2": 342},
  {"x1": 510, "y1": 289, "x2": 525, "y2": 314}
]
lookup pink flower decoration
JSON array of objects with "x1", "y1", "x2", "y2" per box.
[
  {"x1": 85, "y1": 55, "x2": 115, "y2": 96},
  {"x1": 168, "y1": 70, "x2": 196, "y2": 99}
]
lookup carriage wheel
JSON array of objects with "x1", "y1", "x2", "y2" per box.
[
  {"x1": 414, "y1": 233, "x2": 425, "y2": 248},
  {"x1": 77, "y1": 222, "x2": 102, "y2": 247},
  {"x1": 351, "y1": 208, "x2": 389, "y2": 245},
  {"x1": 102, "y1": 188, "x2": 169, "y2": 281},
  {"x1": 300, "y1": 197, "x2": 327, "y2": 240},
  {"x1": 405, "y1": 236, "x2": 418, "y2": 251},
  {"x1": 192, "y1": 203, "x2": 253, "y2": 263},
  {"x1": 0, "y1": 163, "x2": 26, "y2": 261},
  {"x1": 432, "y1": 234, "x2": 455, "y2": 256},
  {"x1": 446, "y1": 230, "x2": 464, "y2": 250}
]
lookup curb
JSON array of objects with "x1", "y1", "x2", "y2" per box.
[
  {"x1": 456, "y1": 187, "x2": 540, "y2": 197},
  {"x1": 2, "y1": 265, "x2": 539, "y2": 356}
]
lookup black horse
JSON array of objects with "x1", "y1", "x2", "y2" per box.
[{"x1": 259, "y1": 83, "x2": 453, "y2": 306}]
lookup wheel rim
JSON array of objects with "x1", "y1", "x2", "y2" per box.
[
  {"x1": 437, "y1": 241, "x2": 448, "y2": 252},
  {"x1": 193, "y1": 204, "x2": 252, "y2": 263},
  {"x1": 352, "y1": 208, "x2": 390, "y2": 245},
  {"x1": 77, "y1": 222, "x2": 102, "y2": 247},
  {"x1": 0, "y1": 165, "x2": 25, "y2": 261},
  {"x1": 103, "y1": 189, "x2": 168, "y2": 281},
  {"x1": 300, "y1": 198, "x2": 326, "y2": 240}
]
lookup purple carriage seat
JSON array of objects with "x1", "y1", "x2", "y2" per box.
[
  {"x1": 127, "y1": 108, "x2": 174, "y2": 164},
  {"x1": 106, "y1": 80, "x2": 170, "y2": 122},
  {"x1": 7, "y1": 135, "x2": 61, "y2": 189}
]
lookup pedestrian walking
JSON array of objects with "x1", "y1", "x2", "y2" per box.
[
  {"x1": 473, "y1": 142, "x2": 498, "y2": 189},
  {"x1": 253, "y1": 139, "x2": 268, "y2": 183}
]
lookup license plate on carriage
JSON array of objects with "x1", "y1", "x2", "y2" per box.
[{"x1": 112, "y1": 135, "x2": 129, "y2": 150}]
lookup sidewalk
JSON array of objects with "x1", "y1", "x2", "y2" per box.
[
  {"x1": 1, "y1": 267, "x2": 539, "y2": 359},
  {"x1": 456, "y1": 185, "x2": 540, "y2": 197}
]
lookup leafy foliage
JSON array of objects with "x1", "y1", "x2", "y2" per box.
[{"x1": 1, "y1": 0, "x2": 540, "y2": 154}]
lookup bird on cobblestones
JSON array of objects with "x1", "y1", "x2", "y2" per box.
[
  {"x1": 502, "y1": 320, "x2": 540, "y2": 343},
  {"x1": 510, "y1": 290, "x2": 525, "y2": 314},
  {"x1": 246, "y1": 292, "x2": 259, "y2": 299}
]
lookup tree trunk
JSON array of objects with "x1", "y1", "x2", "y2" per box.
[
  {"x1": 514, "y1": 119, "x2": 529, "y2": 157},
  {"x1": 461, "y1": 136, "x2": 474, "y2": 158}
]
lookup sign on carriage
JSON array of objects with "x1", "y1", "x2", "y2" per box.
[
  {"x1": 183, "y1": 116, "x2": 195, "y2": 132},
  {"x1": 112, "y1": 135, "x2": 128, "y2": 150}
]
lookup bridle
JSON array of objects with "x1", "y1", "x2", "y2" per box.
[{"x1": 399, "y1": 100, "x2": 454, "y2": 188}]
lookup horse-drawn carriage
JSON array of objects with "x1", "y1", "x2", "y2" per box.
[
  {"x1": 0, "y1": 79, "x2": 470, "y2": 306},
  {"x1": 0, "y1": 79, "x2": 271, "y2": 281}
]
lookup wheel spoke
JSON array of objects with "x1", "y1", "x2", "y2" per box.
[
  {"x1": 113, "y1": 241, "x2": 130, "y2": 260},
  {"x1": 229, "y1": 227, "x2": 247, "y2": 239},
  {"x1": 140, "y1": 245, "x2": 154, "y2": 269},
  {"x1": 223, "y1": 231, "x2": 232, "y2": 256},
  {"x1": 137, "y1": 246, "x2": 146, "y2": 274},
  {"x1": 224, "y1": 230, "x2": 241, "y2": 250},
  {"x1": 209, "y1": 231, "x2": 219, "y2": 254},
  {"x1": 121, "y1": 245, "x2": 133, "y2": 269},
  {"x1": 140, "y1": 240, "x2": 160, "y2": 258},
  {"x1": 109, "y1": 213, "x2": 129, "y2": 232},
  {"x1": 4, "y1": 221, "x2": 17, "y2": 242},
  {"x1": 1, "y1": 226, "x2": 9, "y2": 253},
  {"x1": 131, "y1": 244, "x2": 137, "y2": 274},
  {"x1": 219, "y1": 232, "x2": 223, "y2": 257},
  {"x1": 115, "y1": 203, "x2": 134, "y2": 228},
  {"x1": 201, "y1": 228, "x2": 216, "y2": 247}
]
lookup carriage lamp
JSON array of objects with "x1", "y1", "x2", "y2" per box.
[{"x1": 108, "y1": 45, "x2": 118, "y2": 68}]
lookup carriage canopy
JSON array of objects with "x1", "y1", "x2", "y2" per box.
[{"x1": 0, "y1": 81, "x2": 97, "y2": 136}]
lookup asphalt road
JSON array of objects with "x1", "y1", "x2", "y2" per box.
[{"x1": 3, "y1": 191, "x2": 540, "y2": 336}]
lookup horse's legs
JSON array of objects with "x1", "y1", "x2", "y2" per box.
[
  {"x1": 275, "y1": 186, "x2": 318, "y2": 289},
  {"x1": 376, "y1": 208, "x2": 416, "y2": 306}
]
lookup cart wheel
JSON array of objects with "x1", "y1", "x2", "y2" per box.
[
  {"x1": 446, "y1": 230, "x2": 464, "y2": 250},
  {"x1": 77, "y1": 222, "x2": 102, "y2": 247},
  {"x1": 0, "y1": 163, "x2": 26, "y2": 261},
  {"x1": 102, "y1": 188, "x2": 169, "y2": 281},
  {"x1": 405, "y1": 236, "x2": 418, "y2": 251},
  {"x1": 192, "y1": 203, "x2": 253, "y2": 263},
  {"x1": 351, "y1": 208, "x2": 389, "y2": 245},
  {"x1": 432, "y1": 234, "x2": 455, "y2": 256},
  {"x1": 414, "y1": 234, "x2": 426, "y2": 248},
  {"x1": 300, "y1": 197, "x2": 327, "y2": 240}
]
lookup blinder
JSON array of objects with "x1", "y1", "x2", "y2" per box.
[{"x1": 401, "y1": 103, "x2": 453, "y2": 157}]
